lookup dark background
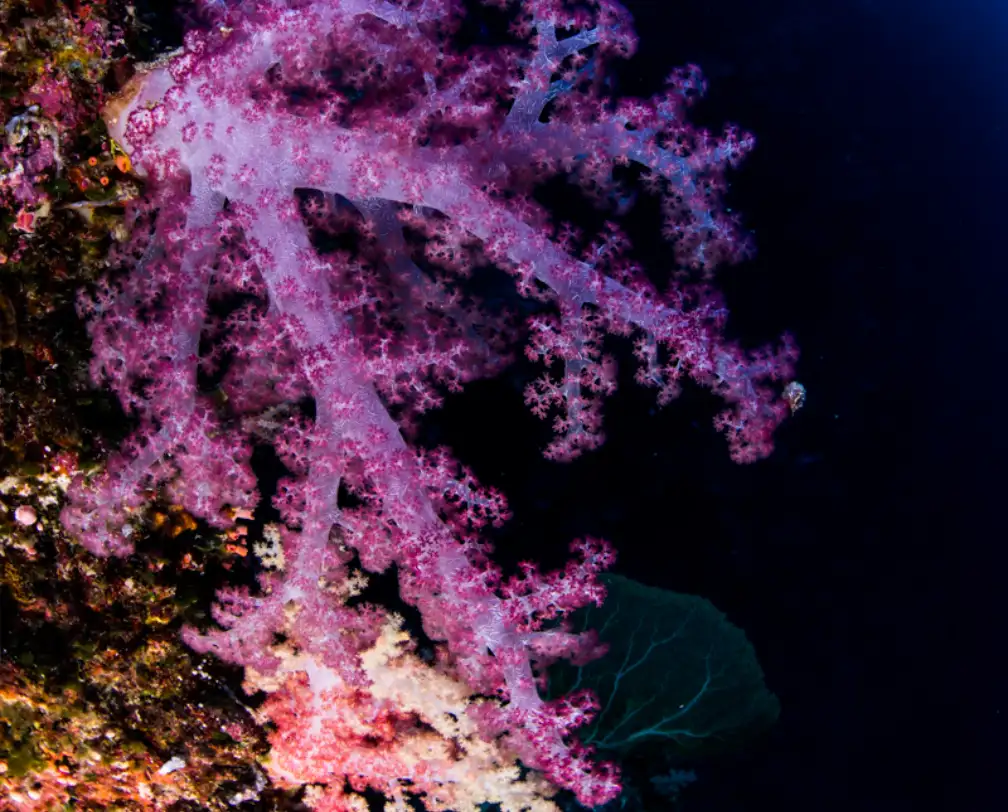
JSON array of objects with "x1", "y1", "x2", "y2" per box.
[{"x1": 423, "y1": 1, "x2": 1003, "y2": 810}]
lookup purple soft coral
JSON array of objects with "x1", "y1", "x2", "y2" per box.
[{"x1": 64, "y1": 0, "x2": 800, "y2": 804}]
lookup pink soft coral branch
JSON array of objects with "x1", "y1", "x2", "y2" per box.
[{"x1": 64, "y1": 0, "x2": 801, "y2": 806}]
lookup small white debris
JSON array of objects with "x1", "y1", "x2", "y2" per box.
[
  {"x1": 157, "y1": 756, "x2": 186, "y2": 775},
  {"x1": 14, "y1": 505, "x2": 36, "y2": 526}
]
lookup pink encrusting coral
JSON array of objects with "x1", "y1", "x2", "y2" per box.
[{"x1": 61, "y1": 0, "x2": 799, "y2": 807}]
